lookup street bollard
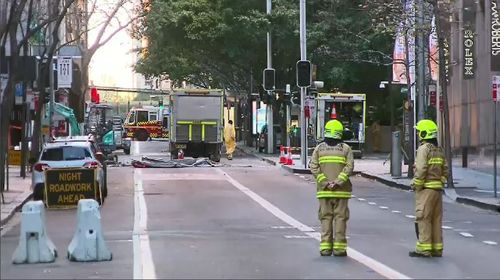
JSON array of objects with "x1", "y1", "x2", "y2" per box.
[
  {"x1": 12, "y1": 201, "x2": 57, "y2": 264},
  {"x1": 391, "y1": 131, "x2": 402, "y2": 177},
  {"x1": 67, "y1": 199, "x2": 112, "y2": 262}
]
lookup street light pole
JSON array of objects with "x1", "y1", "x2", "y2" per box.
[
  {"x1": 266, "y1": 0, "x2": 274, "y2": 154},
  {"x1": 299, "y1": 0, "x2": 307, "y2": 168}
]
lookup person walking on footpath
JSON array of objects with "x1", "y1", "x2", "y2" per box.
[
  {"x1": 310, "y1": 119, "x2": 354, "y2": 257},
  {"x1": 410, "y1": 119, "x2": 448, "y2": 258},
  {"x1": 224, "y1": 120, "x2": 236, "y2": 160}
]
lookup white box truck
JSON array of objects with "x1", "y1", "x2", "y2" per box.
[{"x1": 169, "y1": 89, "x2": 224, "y2": 162}]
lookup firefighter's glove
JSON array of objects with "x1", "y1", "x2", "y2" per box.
[{"x1": 326, "y1": 182, "x2": 339, "y2": 191}]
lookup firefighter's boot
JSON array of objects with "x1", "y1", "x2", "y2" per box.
[
  {"x1": 320, "y1": 250, "x2": 332, "y2": 257},
  {"x1": 409, "y1": 251, "x2": 431, "y2": 258}
]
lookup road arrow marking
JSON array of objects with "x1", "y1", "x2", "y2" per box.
[{"x1": 218, "y1": 169, "x2": 411, "y2": 280}]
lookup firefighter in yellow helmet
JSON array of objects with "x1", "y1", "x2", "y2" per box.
[
  {"x1": 309, "y1": 119, "x2": 354, "y2": 257},
  {"x1": 410, "y1": 119, "x2": 449, "y2": 257}
]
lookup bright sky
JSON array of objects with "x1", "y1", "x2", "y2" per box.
[{"x1": 87, "y1": 0, "x2": 141, "y2": 89}]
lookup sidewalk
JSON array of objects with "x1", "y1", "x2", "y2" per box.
[
  {"x1": 0, "y1": 166, "x2": 33, "y2": 226},
  {"x1": 236, "y1": 142, "x2": 500, "y2": 212}
]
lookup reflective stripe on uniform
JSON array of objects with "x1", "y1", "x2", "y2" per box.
[
  {"x1": 320, "y1": 242, "x2": 333, "y2": 250},
  {"x1": 416, "y1": 242, "x2": 432, "y2": 251},
  {"x1": 316, "y1": 173, "x2": 327, "y2": 183},
  {"x1": 333, "y1": 242, "x2": 347, "y2": 251},
  {"x1": 316, "y1": 191, "x2": 351, "y2": 199},
  {"x1": 432, "y1": 243, "x2": 443, "y2": 250},
  {"x1": 427, "y1": 157, "x2": 444, "y2": 165},
  {"x1": 337, "y1": 172, "x2": 349, "y2": 182},
  {"x1": 424, "y1": 180, "x2": 443, "y2": 189},
  {"x1": 319, "y1": 156, "x2": 346, "y2": 164},
  {"x1": 413, "y1": 178, "x2": 425, "y2": 186},
  {"x1": 441, "y1": 176, "x2": 447, "y2": 183}
]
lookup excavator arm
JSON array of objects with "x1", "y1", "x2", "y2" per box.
[{"x1": 53, "y1": 102, "x2": 81, "y2": 136}]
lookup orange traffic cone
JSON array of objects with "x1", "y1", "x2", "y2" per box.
[
  {"x1": 286, "y1": 147, "x2": 293, "y2": 165},
  {"x1": 279, "y1": 145, "x2": 286, "y2": 164},
  {"x1": 330, "y1": 103, "x2": 337, "y2": 119}
]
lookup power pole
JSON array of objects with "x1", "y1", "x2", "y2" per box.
[
  {"x1": 416, "y1": 0, "x2": 426, "y2": 122},
  {"x1": 299, "y1": 0, "x2": 307, "y2": 168},
  {"x1": 266, "y1": 0, "x2": 274, "y2": 154}
]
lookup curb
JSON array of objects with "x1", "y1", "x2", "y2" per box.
[
  {"x1": 455, "y1": 196, "x2": 500, "y2": 213},
  {"x1": 358, "y1": 171, "x2": 500, "y2": 213},
  {"x1": 1, "y1": 192, "x2": 33, "y2": 226},
  {"x1": 237, "y1": 145, "x2": 500, "y2": 213},
  {"x1": 357, "y1": 172, "x2": 412, "y2": 191}
]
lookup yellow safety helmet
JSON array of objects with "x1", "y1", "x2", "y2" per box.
[
  {"x1": 324, "y1": 120, "x2": 343, "y2": 139},
  {"x1": 415, "y1": 119, "x2": 438, "y2": 140}
]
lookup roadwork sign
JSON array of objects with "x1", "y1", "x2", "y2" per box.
[{"x1": 44, "y1": 169, "x2": 97, "y2": 208}]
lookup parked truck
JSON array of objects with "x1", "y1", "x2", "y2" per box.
[
  {"x1": 314, "y1": 92, "x2": 366, "y2": 158},
  {"x1": 169, "y1": 89, "x2": 224, "y2": 162}
]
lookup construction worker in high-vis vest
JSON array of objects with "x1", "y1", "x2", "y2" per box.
[
  {"x1": 410, "y1": 119, "x2": 449, "y2": 257},
  {"x1": 310, "y1": 119, "x2": 354, "y2": 257}
]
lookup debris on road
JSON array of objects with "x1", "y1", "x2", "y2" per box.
[{"x1": 132, "y1": 157, "x2": 221, "y2": 168}]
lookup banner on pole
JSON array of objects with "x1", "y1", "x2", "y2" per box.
[{"x1": 57, "y1": 57, "x2": 72, "y2": 88}]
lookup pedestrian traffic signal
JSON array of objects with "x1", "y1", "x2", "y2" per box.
[
  {"x1": 263, "y1": 68, "x2": 275, "y2": 91},
  {"x1": 296, "y1": 60, "x2": 311, "y2": 88},
  {"x1": 291, "y1": 91, "x2": 300, "y2": 105}
]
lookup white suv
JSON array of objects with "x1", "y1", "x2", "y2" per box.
[{"x1": 31, "y1": 139, "x2": 107, "y2": 204}]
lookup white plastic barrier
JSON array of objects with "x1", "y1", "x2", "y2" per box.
[
  {"x1": 12, "y1": 201, "x2": 57, "y2": 264},
  {"x1": 67, "y1": 199, "x2": 112, "y2": 262}
]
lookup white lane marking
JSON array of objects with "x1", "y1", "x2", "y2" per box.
[
  {"x1": 391, "y1": 210, "x2": 401, "y2": 214},
  {"x1": 379, "y1": 206, "x2": 389, "y2": 210},
  {"x1": 357, "y1": 198, "x2": 366, "y2": 201},
  {"x1": 368, "y1": 202, "x2": 377, "y2": 205},
  {"x1": 272, "y1": 226, "x2": 295, "y2": 229},
  {"x1": 133, "y1": 141, "x2": 140, "y2": 155},
  {"x1": 217, "y1": 169, "x2": 410, "y2": 280},
  {"x1": 284, "y1": 235, "x2": 314, "y2": 239},
  {"x1": 482, "y1": 241, "x2": 498, "y2": 245},
  {"x1": 142, "y1": 173, "x2": 223, "y2": 181},
  {"x1": 473, "y1": 189, "x2": 500, "y2": 194},
  {"x1": 405, "y1": 215, "x2": 416, "y2": 219},
  {"x1": 442, "y1": 226, "x2": 453, "y2": 230},
  {"x1": 133, "y1": 169, "x2": 156, "y2": 280},
  {"x1": 459, "y1": 232, "x2": 474, "y2": 238},
  {"x1": 299, "y1": 175, "x2": 306, "y2": 179}
]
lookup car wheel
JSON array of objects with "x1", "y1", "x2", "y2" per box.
[
  {"x1": 209, "y1": 153, "x2": 221, "y2": 162},
  {"x1": 258, "y1": 147, "x2": 265, "y2": 153},
  {"x1": 135, "y1": 129, "x2": 149, "y2": 141},
  {"x1": 102, "y1": 165, "x2": 108, "y2": 198},
  {"x1": 95, "y1": 181, "x2": 105, "y2": 205},
  {"x1": 33, "y1": 183, "x2": 44, "y2": 201},
  {"x1": 123, "y1": 147, "x2": 130, "y2": 155}
]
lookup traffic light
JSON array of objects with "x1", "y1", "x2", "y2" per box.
[
  {"x1": 291, "y1": 91, "x2": 300, "y2": 105},
  {"x1": 90, "y1": 87, "x2": 100, "y2": 104},
  {"x1": 263, "y1": 68, "x2": 275, "y2": 91},
  {"x1": 296, "y1": 60, "x2": 311, "y2": 88}
]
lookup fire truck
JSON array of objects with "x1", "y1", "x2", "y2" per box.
[
  {"x1": 124, "y1": 106, "x2": 170, "y2": 141},
  {"x1": 314, "y1": 92, "x2": 366, "y2": 158}
]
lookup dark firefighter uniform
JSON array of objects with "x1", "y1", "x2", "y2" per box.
[
  {"x1": 410, "y1": 119, "x2": 449, "y2": 258},
  {"x1": 310, "y1": 119, "x2": 354, "y2": 257}
]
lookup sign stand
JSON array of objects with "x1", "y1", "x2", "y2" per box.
[{"x1": 493, "y1": 75, "x2": 499, "y2": 198}]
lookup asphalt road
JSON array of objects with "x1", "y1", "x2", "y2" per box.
[{"x1": 1, "y1": 141, "x2": 499, "y2": 279}]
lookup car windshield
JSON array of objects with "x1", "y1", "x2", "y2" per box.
[{"x1": 41, "y1": 146, "x2": 92, "y2": 161}]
